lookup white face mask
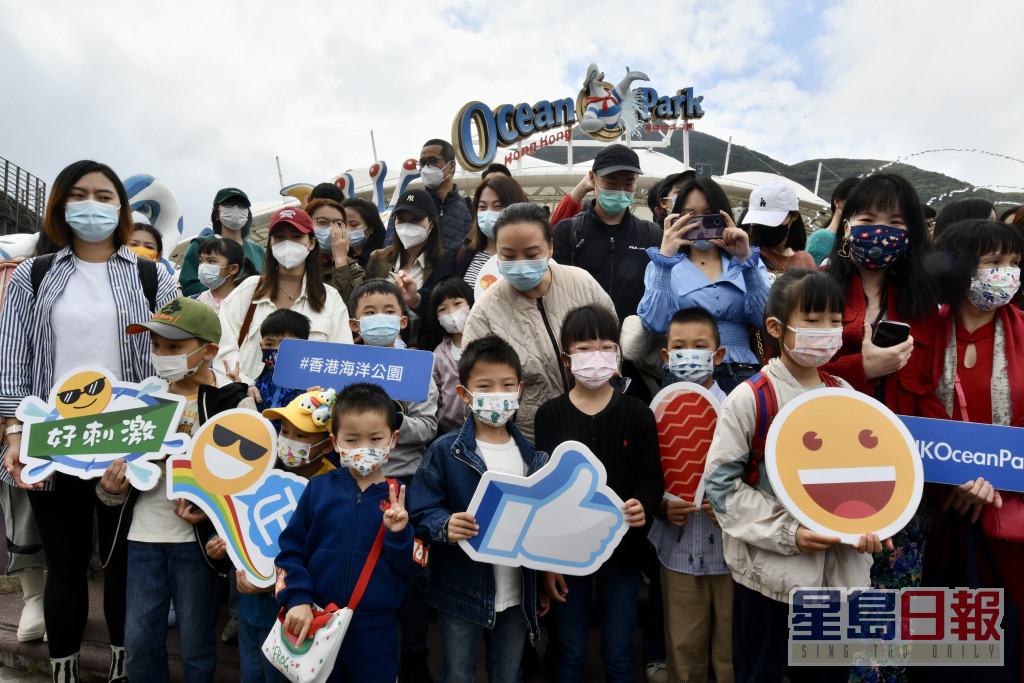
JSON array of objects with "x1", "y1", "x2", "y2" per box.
[
  {"x1": 438, "y1": 306, "x2": 469, "y2": 335},
  {"x1": 150, "y1": 344, "x2": 208, "y2": 382},
  {"x1": 769, "y1": 318, "x2": 843, "y2": 368},
  {"x1": 465, "y1": 391, "x2": 519, "y2": 427},
  {"x1": 218, "y1": 206, "x2": 248, "y2": 231},
  {"x1": 338, "y1": 446, "x2": 390, "y2": 477},
  {"x1": 197, "y1": 263, "x2": 228, "y2": 290},
  {"x1": 420, "y1": 163, "x2": 449, "y2": 191},
  {"x1": 667, "y1": 349, "x2": 715, "y2": 384},
  {"x1": 276, "y1": 435, "x2": 329, "y2": 468},
  {"x1": 272, "y1": 240, "x2": 309, "y2": 269},
  {"x1": 395, "y1": 222, "x2": 428, "y2": 249}
]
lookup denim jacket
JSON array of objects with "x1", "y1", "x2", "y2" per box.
[{"x1": 408, "y1": 418, "x2": 548, "y2": 641}]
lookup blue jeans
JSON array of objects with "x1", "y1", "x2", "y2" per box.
[
  {"x1": 437, "y1": 607, "x2": 528, "y2": 683},
  {"x1": 548, "y1": 570, "x2": 640, "y2": 683},
  {"x1": 125, "y1": 541, "x2": 219, "y2": 683},
  {"x1": 239, "y1": 618, "x2": 285, "y2": 683},
  {"x1": 713, "y1": 362, "x2": 760, "y2": 395}
]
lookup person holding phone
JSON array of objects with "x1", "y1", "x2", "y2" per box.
[
  {"x1": 638, "y1": 176, "x2": 771, "y2": 394},
  {"x1": 822, "y1": 173, "x2": 946, "y2": 683}
]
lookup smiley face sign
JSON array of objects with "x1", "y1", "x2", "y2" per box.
[{"x1": 765, "y1": 389, "x2": 923, "y2": 544}]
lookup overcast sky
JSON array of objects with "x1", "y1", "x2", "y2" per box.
[{"x1": 2, "y1": 0, "x2": 1021, "y2": 243}]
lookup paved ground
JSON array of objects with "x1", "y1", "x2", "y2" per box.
[{"x1": 0, "y1": 571, "x2": 655, "y2": 681}]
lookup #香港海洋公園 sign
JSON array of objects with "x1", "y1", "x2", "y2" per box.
[{"x1": 452, "y1": 63, "x2": 705, "y2": 171}]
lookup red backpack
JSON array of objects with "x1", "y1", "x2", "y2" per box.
[{"x1": 745, "y1": 371, "x2": 841, "y2": 485}]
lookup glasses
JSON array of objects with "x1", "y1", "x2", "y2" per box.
[
  {"x1": 58, "y1": 378, "x2": 107, "y2": 405},
  {"x1": 313, "y1": 218, "x2": 346, "y2": 229},
  {"x1": 212, "y1": 424, "x2": 268, "y2": 462},
  {"x1": 417, "y1": 157, "x2": 450, "y2": 170}
]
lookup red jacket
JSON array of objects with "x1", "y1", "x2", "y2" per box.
[
  {"x1": 930, "y1": 303, "x2": 1024, "y2": 428},
  {"x1": 822, "y1": 275, "x2": 946, "y2": 419}
]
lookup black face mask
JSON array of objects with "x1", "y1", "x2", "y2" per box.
[{"x1": 753, "y1": 223, "x2": 790, "y2": 247}]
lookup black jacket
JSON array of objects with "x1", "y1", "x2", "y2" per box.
[
  {"x1": 552, "y1": 207, "x2": 662, "y2": 322},
  {"x1": 434, "y1": 184, "x2": 473, "y2": 252}
]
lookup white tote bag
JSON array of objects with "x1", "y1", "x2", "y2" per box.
[{"x1": 262, "y1": 604, "x2": 352, "y2": 683}]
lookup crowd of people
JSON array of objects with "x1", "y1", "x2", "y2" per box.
[{"x1": 0, "y1": 138, "x2": 1022, "y2": 683}]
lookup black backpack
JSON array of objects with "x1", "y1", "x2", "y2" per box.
[
  {"x1": 30, "y1": 253, "x2": 159, "y2": 312},
  {"x1": 567, "y1": 211, "x2": 661, "y2": 266}
]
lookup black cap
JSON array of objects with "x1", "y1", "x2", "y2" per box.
[
  {"x1": 212, "y1": 187, "x2": 251, "y2": 208},
  {"x1": 394, "y1": 189, "x2": 439, "y2": 224},
  {"x1": 592, "y1": 144, "x2": 642, "y2": 177}
]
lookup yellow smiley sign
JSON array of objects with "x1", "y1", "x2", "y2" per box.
[
  {"x1": 765, "y1": 389, "x2": 923, "y2": 543},
  {"x1": 190, "y1": 411, "x2": 276, "y2": 496},
  {"x1": 55, "y1": 370, "x2": 113, "y2": 418}
]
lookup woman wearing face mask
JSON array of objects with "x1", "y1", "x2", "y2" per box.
[
  {"x1": 367, "y1": 189, "x2": 452, "y2": 347},
  {"x1": 179, "y1": 188, "x2": 266, "y2": 296},
  {"x1": 216, "y1": 207, "x2": 353, "y2": 385},
  {"x1": 340, "y1": 197, "x2": 386, "y2": 268},
  {"x1": 822, "y1": 174, "x2": 946, "y2": 683},
  {"x1": 461, "y1": 203, "x2": 616, "y2": 442},
  {"x1": 454, "y1": 175, "x2": 529, "y2": 288},
  {"x1": 307, "y1": 197, "x2": 368, "y2": 305},
  {"x1": 0, "y1": 160, "x2": 178, "y2": 681},
  {"x1": 743, "y1": 181, "x2": 815, "y2": 282},
  {"x1": 638, "y1": 176, "x2": 771, "y2": 394},
  {"x1": 925, "y1": 220, "x2": 1024, "y2": 667}
]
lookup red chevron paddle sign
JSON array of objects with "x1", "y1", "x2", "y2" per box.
[{"x1": 650, "y1": 384, "x2": 721, "y2": 505}]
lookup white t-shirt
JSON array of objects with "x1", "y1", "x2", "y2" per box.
[
  {"x1": 52, "y1": 258, "x2": 123, "y2": 381},
  {"x1": 477, "y1": 436, "x2": 525, "y2": 612}
]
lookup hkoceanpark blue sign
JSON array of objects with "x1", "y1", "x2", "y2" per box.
[
  {"x1": 901, "y1": 416, "x2": 1024, "y2": 492},
  {"x1": 452, "y1": 63, "x2": 705, "y2": 171}
]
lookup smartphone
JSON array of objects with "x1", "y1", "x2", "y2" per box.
[
  {"x1": 872, "y1": 320, "x2": 910, "y2": 348},
  {"x1": 688, "y1": 214, "x2": 727, "y2": 241}
]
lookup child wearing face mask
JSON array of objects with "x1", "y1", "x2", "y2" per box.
[
  {"x1": 428, "y1": 278, "x2": 475, "y2": 435},
  {"x1": 703, "y1": 269, "x2": 888, "y2": 683},
  {"x1": 206, "y1": 389, "x2": 338, "y2": 682},
  {"x1": 346, "y1": 278, "x2": 439, "y2": 676},
  {"x1": 99, "y1": 297, "x2": 256, "y2": 681},
  {"x1": 408, "y1": 335, "x2": 547, "y2": 682},
  {"x1": 533, "y1": 304, "x2": 664, "y2": 683},
  {"x1": 275, "y1": 383, "x2": 423, "y2": 683},
  {"x1": 647, "y1": 306, "x2": 734, "y2": 683},
  {"x1": 243, "y1": 308, "x2": 312, "y2": 412},
  {"x1": 193, "y1": 235, "x2": 250, "y2": 314},
  {"x1": 180, "y1": 187, "x2": 266, "y2": 296}
]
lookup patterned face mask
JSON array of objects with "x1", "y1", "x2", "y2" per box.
[
  {"x1": 277, "y1": 435, "x2": 329, "y2": 468},
  {"x1": 967, "y1": 267, "x2": 1021, "y2": 311},
  {"x1": 846, "y1": 224, "x2": 909, "y2": 271},
  {"x1": 338, "y1": 446, "x2": 390, "y2": 476},
  {"x1": 465, "y1": 391, "x2": 519, "y2": 427},
  {"x1": 667, "y1": 349, "x2": 714, "y2": 384},
  {"x1": 770, "y1": 318, "x2": 843, "y2": 368}
]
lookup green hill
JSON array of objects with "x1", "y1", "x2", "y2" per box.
[{"x1": 532, "y1": 129, "x2": 1024, "y2": 212}]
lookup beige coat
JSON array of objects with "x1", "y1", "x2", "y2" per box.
[
  {"x1": 703, "y1": 357, "x2": 873, "y2": 603},
  {"x1": 461, "y1": 262, "x2": 616, "y2": 442}
]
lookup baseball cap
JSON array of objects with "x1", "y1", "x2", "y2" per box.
[
  {"x1": 126, "y1": 297, "x2": 221, "y2": 344},
  {"x1": 263, "y1": 390, "x2": 335, "y2": 434},
  {"x1": 269, "y1": 207, "x2": 315, "y2": 235},
  {"x1": 745, "y1": 181, "x2": 799, "y2": 227},
  {"x1": 592, "y1": 144, "x2": 643, "y2": 177},
  {"x1": 213, "y1": 187, "x2": 251, "y2": 208},
  {"x1": 395, "y1": 189, "x2": 439, "y2": 224}
]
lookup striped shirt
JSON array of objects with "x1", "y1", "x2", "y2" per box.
[
  {"x1": 0, "y1": 245, "x2": 178, "y2": 487},
  {"x1": 462, "y1": 250, "x2": 491, "y2": 289},
  {"x1": 647, "y1": 381, "x2": 731, "y2": 576}
]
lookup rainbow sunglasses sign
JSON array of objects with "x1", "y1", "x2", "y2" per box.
[{"x1": 452, "y1": 63, "x2": 705, "y2": 171}]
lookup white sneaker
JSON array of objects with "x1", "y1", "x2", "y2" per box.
[
  {"x1": 17, "y1": 568, "x2": 45, "y2": 642},
  {"x1": 645, "y1": 661, "x2": 668, "y2": 683}
]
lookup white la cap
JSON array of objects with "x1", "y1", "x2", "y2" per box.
[{"x1": 745, "y1": 181, "x2": 799, "y2": 227}]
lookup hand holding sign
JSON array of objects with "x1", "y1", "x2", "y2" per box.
[{"x1": 460, "y1": 441, "x2": 627, "y2": 575}]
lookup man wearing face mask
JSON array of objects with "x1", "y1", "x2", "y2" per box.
[
  {"x1": 417, "y1": 139, "x2": 473, "y2": 252},
  {"x1": 180, "y1": 188, "x2": 266, "y2": 296},
  {"x1": 552, "y1": 144, "x2": 662, "y2": 323}
]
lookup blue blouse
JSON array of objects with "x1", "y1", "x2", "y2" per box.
[{"x1": 637, "y1": 247, "x2": 770, "y2": 365}]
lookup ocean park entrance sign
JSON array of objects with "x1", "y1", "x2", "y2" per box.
[{"x1": 452, "y1": 64, "x2": 705, "y2": 171}]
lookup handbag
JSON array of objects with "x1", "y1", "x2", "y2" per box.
[
  {"x1": 262, "y1": 481, "x2": 394, "y2": 683},
  {"x1": 982, "y1": 491, "x2": 1024, "y2": 543}
]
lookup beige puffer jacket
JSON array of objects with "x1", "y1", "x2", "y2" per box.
[
  {"x1": 703, "y1": 357, "x2": 873, "y2": 603},
  {"x1": 461, "y1": 262, "x2": 616, "y2": 442}
]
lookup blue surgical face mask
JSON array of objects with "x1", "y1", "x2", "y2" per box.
[
  {"x1": 65, "y1": 200, "x2": 120, "y2": 243},
  {"x1": 314, "y1": 226, "x2": 332, "y2": 253},
  {"x1": 477, "y1": 211, "x2": 501, "y2": 240},
  {"x1": 597, "y1": 189, "x2": 634, "y2": 215},
  {"x1": 692, "y1": 240, "x2": 716, "y2": 251},
  {"x1": 347, "y1": 229, "x2": 367, "y2": 247},
  {"x1": 359, "y1": 314, "x2": 402, "y2": 346},
  {"x1": 497, "y1": 258, "x2": 548, "y2": 292}
]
